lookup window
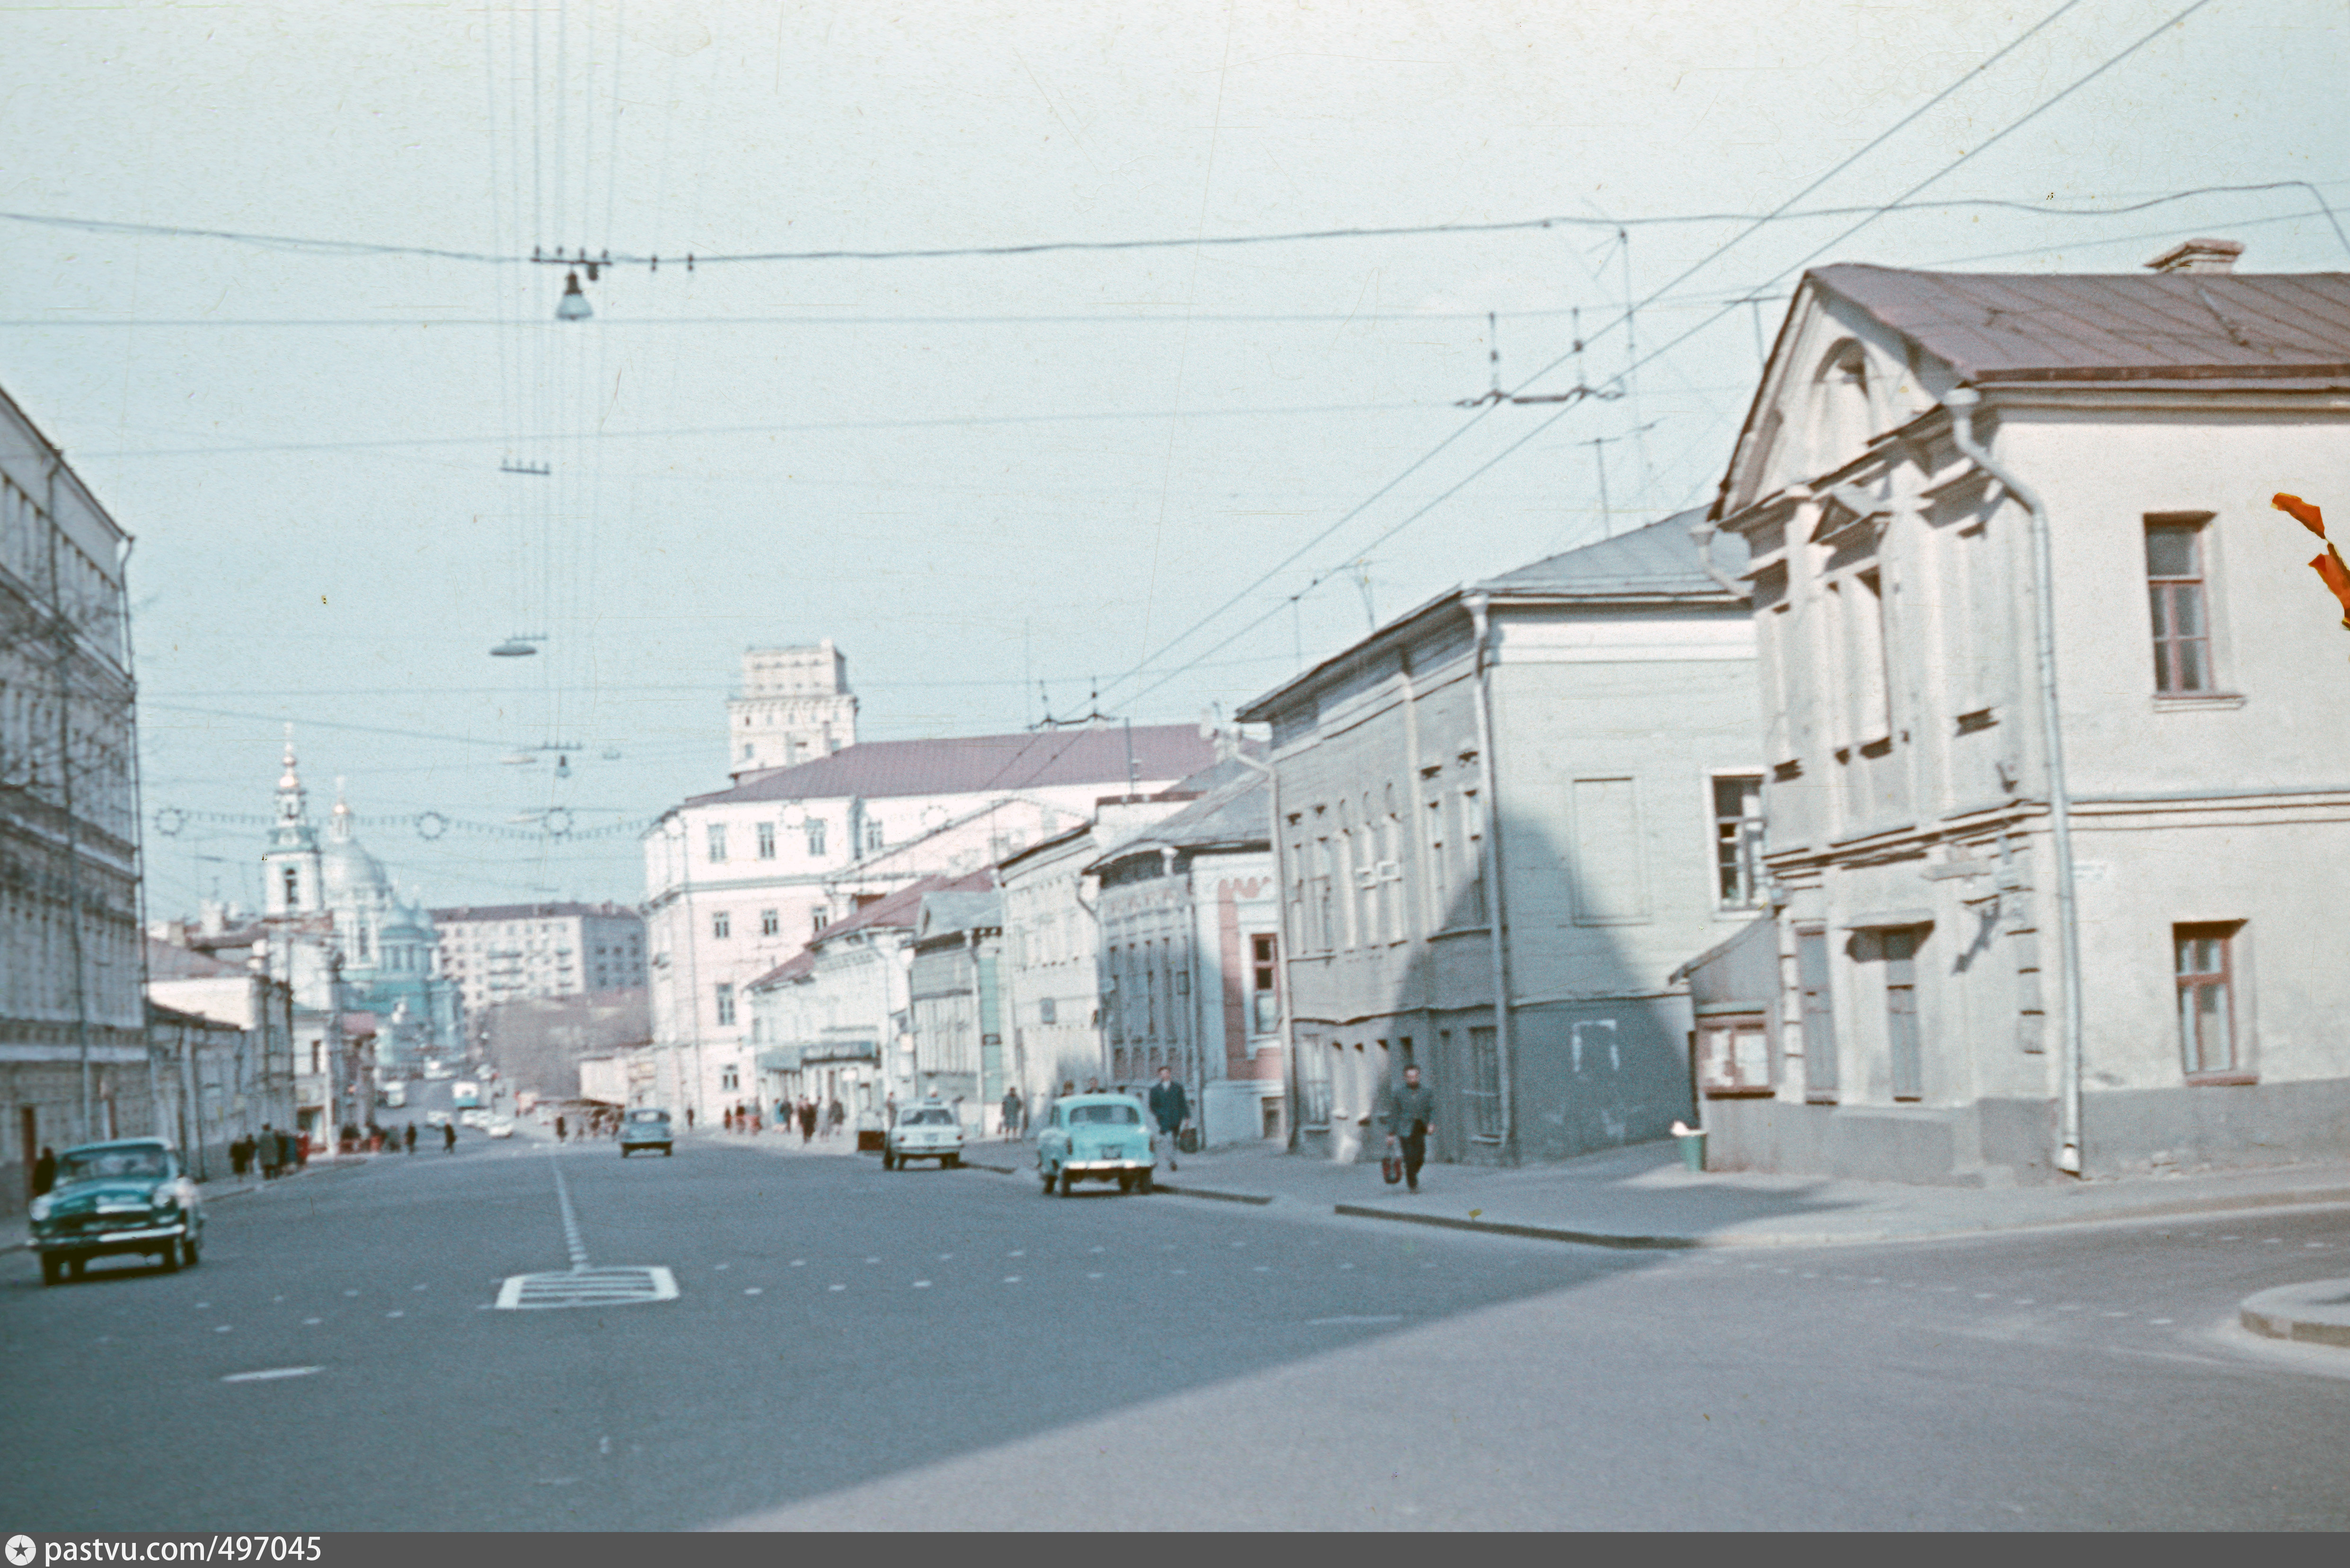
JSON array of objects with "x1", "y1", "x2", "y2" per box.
[
  {"x1": 805, "y1": 818, "x2": 827, "y2": 856},
  {"x1": 1251, "y1": 934, "x2": 1279, "y2": 1033},
  {"x1": 1460, "y1": 789, "x2": 1488, "y2": 924},
  {"x1": 1712, "y1": 775, "x2": 1765, "y2": 908},
  {"x1": 282, "y1": 866, "x2": 299, "y2": 907},
  {"x1": 1466, "y1": 1025, "x2": 1501, "y2": 1144},
  {"x1": 760, "y1": 908, "x2": 779, "y2": 937},
  {"x1": 1039, "y1": 995, "x2": 1057, "y2": 1025},
  {"x1": 707, "y1": 824, "x2": 728, "y2": 863},
  {"x1": 2175, "y1": 924, "x2": 2237, "y2": 1076},
  {"x1": 1311, "y1": 837, "x2": 1335, "y2": 952},
  {"x1": 812, "y1": 908, "x2": 830, "y2": 935},
  {"x1": 757, "y1": 822, "x2": 776, "y2": 859},
  {"x1": 1424, "y1": 797, "x2": 1450, "y2": 930},
  {"x1": 2147, "y1": 520, "x2": 2212, "y2": 694},
  {"x1": 863, "y1": 817, "x2": 884, "y2": 853},
  {"x1": 1295, "y1": 1032, "x2": 1333, "y2": 1128},
  {"x1": 712, "y1": 910, "x2": 731, "y2": 940},
  {"x1": 715, "y1": 983, "x2": 736, "y2": 1026}
]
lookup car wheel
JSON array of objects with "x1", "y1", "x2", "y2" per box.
[
  {"x1": 65, "y1": 1256, "x2": 85, "y2": 1280},
  {"x1": 40, "y1": 1253, "x2": 62, "y2": 1286},
  {"x1": 158, "y1": 1242, "x2": 181, "y2": 1273},
  {"x1": 945, "y1": 1154, "x2": 961, "y2": 1169},
  {"x1": 1040, "y1": 1167, "x2": 1055, "y2": 1196},
  {"x1": 183, "y1": 1234, "x2": 202, "y2": 1267},
  {"x1": 663, "y1": 1147, "x2": 672, "y2": 1157},
  {"x1": 883, "y1": 1150, "x2": 896, "y2": 1170},
  {"x1": 620, "y1": 1148, "x2": 630, "y2": 1158},
  {"x1": 1138, "y1": 1169, "x2": 1154, "y2": 1195},
  {"x1": 1059, "y1": 1168, "x2": 1076, "y2": 1197}
]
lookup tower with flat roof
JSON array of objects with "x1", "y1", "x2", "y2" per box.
[{"x1": 725, "y1": 641, "x2": 857, "y2": 780}]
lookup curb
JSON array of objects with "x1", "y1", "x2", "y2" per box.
[
  {"x1": 2239, "y1": 1279, "x2": 2350, "y2": 1348},
  {"x1": 1333, "y1": 1204, "x2": 1702, "y2": 1249},
  {"x1": 1156, "y1": 1183, "x2": 1276, "y2": 1207}
]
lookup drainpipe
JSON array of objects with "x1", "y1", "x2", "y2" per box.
[
  {"x1": 1465, "y1": 595, "x2": 1516, "y2": 1163},
  {"x1": 1941, "y1": 387, "x2": 2084, "y2": 1178},
  {"x1": 1689, "y1": 516, "x2": 1747, "y2": 596}
]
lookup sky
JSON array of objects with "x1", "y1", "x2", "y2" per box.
[{"x1": 1, "y1": 0, "x2": 2342, "y2": 917}]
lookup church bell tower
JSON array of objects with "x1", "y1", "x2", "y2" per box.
[{"x1": 262, "y1": 729, "x2": 322, "y2": 916}]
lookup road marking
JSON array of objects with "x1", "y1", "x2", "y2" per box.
[
  {"x1": 913, "y1": 1280, "x2": 931, "y2": 1288},
  {"x1": 1309, "y1": 1314, "x2": 1403, "y2": 1326},
  {"x1": 213, "y1": 1325, "x2": 233, "y2": 1333},
  {"x1": 547, "y1": 1156, "x2": 592, "y2": 1271},
  {"x1": 2014, "y1": 1299, "x2": 2037, "y2": 1306},
  {"x1": 828, "y1": 1284, "x2": 845, "y2": 1292},
  {"x1": 412, "y1": 1284, "x2": 427, "y2": 1291},
  {"x1": 2149, "y1": 1317, "x2": 2174, "y2": 1325},
  {"x1": 344, "y1": 1289, "x2": 358, "y2": 1297},
  {"x1": 743, "y1": 1287, "x2": 762, "y2": 1296},
  {"x1": 1974, "y1": 1293, "x2": 1996, "y2": 1300},
  {"x1": 866, "y1": 1257, "x2": 880, "y2": 1264},
  {"x1": 222, "y1": 1366, "x2": 321, "y2": 1383},
  {"x1": 1009, "y1": 1250, "x2": 1025, "y2": 1257},
  {"x1": 386, "y1": 1310, "x2": 404, "y2": 1319},
  {"x1": 1086, "y1": 1272, "x2": 1104, "y2": 1279},
  {"x1": 195, "y1": 1301, "x2": 211, "y2": 1309},
  {"x1": 1254, "y1": 1265, "x2": 1270, "y2": 1272},
  {"x1": 2102, "y1": 1311, "x2": 2129, "y2": 1318},
  {"x1": 715, "y1": 1263, "x2": 730, "y2": 1271},
  {"x1": 495, "y1": 1267, "x2": 679, "y2": 1310},
  {"x1": 302, "y1": 1317, "x2": 322, "y2": 1325},
  {"x1": 1004, "y1": 1276, "x2": 1021, "y2": 1283}
]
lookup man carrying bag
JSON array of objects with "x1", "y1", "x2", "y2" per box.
[{"x1": 1376, "y1": 1064, "x2": 1436, "y2": 1193}]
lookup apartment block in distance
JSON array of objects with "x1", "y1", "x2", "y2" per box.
[{"x1": 433, "y1": 902, "x2": 648, "y2": 1018}]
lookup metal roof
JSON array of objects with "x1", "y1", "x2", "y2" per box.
[
  {"x1": 1091, "y1": 775, "x2": 1269, "y2": 867},
  {"x1": 1812, "y1": 264, "x2": 2350, "y2": 383},
  {"x1": 1479, "y1": 508, "x2": 1744, "y2": 596},
  {"x1": 686, "y1": 724, "x2": 1219, "y2": 808},
  {"x1": 915, "y1": 890, "x2": 1003, "y2": 941}
]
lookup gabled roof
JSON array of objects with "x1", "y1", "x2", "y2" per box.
[
  {"x1": 1090, "y1": 775, "x2": 1269, "y2": 870},
  {"x1": 915, "y1": 890, "x2": 1003, "y2": 943},
  {"x1": 745, "y1": 949, "x2": 816, "y2": 992},
  {"x1": 1811, "y1": 264, "x2": 2350, "y2": 385},
  {"x1": 1481, "y1": 508, "x2": 1745, "y2": 597},
  {"x1": 810, "y1": 868, "x2": 995, "y2": 949},
  {"x1": 1238, "y1": 511, "x2": 1744, "y2": 722},
  {"x1": 683, "y1": 724, "x2": 1219, "y2": 809}
]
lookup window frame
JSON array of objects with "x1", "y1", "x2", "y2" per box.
[
  {"x1": 2145, "y1": 511, "x2": 2227, "y2": 699},
  {"x1": 1707, "y1": 770, "x2": 1767, "y2": 912},
  {"x1": 2174, "y1": 921, "x2": 2253, "y2": 1083}
]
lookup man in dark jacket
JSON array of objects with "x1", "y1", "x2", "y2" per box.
[
  {"x1": 32, "y1": 1145, "x2": 57, "y2": 1197},
  {"x1": 1377, "y1": 1064, "x2": 1437, "y2": 1192},
  {"x1": 1148, "y1": 1066, "x2": 1190, "y2": 1173}
]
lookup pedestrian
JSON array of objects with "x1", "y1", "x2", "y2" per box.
[
  {"x1": 1083, "y1": 1077, "x2": 1102, "y2": 1094},
  {"x1": 1000, "y1": 1085, "x2": 1024, "y2": 1141},
  {"x1": 557, "y1": 1115, "x2": 568, "y2": 1143},
  {"x1": 1148, "y1": 1065, "x2": 1190, "y2": 1172},
  {"x1": 403, "y1": 1123, "x2": 416, "y2": 1154},
  {"x1": 827, "y1": 1098, "x2": 845, "y2": 1137},
  {"x1": 229, "y1": 1135, "x2": 251, "y2": 1178},
  {"x1": 1375, "y1": 1063, "x2": 1437, "y2": 1193},
  {"x1": 723, "y1": 1106, "x2": 733, "y2": 1134},
  {"x1": 31, "y1": 1144, "x2": 57, "y2": 1197},
  {"x1": 685, "y1": 1107, "x2": 695, "y2": 1130},
  {"x1": 258, "y1": 1124, "x2": 280, "y2": 1180},
  {"x1": 442, "y1": 1121, "x2": 457, "y2": 1153}
]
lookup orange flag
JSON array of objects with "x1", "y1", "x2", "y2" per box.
[{"x1": 2274, "y1": 492, "x2": 2325, "y2": 537}]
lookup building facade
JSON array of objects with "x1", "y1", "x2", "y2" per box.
[
  {"x1": 1087, "y1": 774, "x2": 1286, "y2": 1146},
  {"x1": 643, "y1": 724, "x2": 1217, "y2": 1127},
  {"x1": 433, "y1": 901, "x2": 647, "y2": 1019},
  {"x1": 726, "y1": 641, "x2": 858, "y2": 781},
  {"x1": 1239, "y1": 516, "x2": 1761, "y2": 1167},
  {"x1": 906, "y1": 889, "x2": 1003, "y2": 1128},
  {"x1": 1699, "y1": 252, "x2": 2350, "y2": 1182},
  {"x1": 1, "y1": 384, "x2": 148, "y2": 1212}
]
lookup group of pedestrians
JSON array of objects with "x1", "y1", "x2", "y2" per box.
[{"x1": 227, "y1": 1125, "x2": 306, "y2": 1180}]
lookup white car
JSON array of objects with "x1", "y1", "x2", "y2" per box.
[
  {"x1": 883, "y1": 1103, "x2": 964, "y2": 1170},
  {"x1": 459, "y1": 1109, "x2": 490, "y2": 1129},
  {"x1": 424, "y1": 1110, "x2": 451, "y2": 1128},
  {"x1": 487, "y1": 1118, "x2": 515, "y2": 1139}
]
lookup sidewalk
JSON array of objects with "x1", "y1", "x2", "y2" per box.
[{"x1": 1148, "y1": 1141, "x2": 2350, "y2": 1249}]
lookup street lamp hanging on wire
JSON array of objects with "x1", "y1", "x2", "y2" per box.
[{"x1": 555, "y1": 270, "x2": 592, "y2": 321}]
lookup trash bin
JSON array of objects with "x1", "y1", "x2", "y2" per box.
[{"x1": 1675, "y1": 1130, "x2": 1707, "y2": 1172}]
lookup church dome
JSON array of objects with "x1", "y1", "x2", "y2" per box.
[{"x1": 320, "y1": 785, "x2": 392, "y2": 905}]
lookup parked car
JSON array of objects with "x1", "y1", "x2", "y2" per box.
[
  {"x1": 1035, "y1": 1093, "x2": 1155, "y2": 1196},
  {"x1": 424, "y1": 1110, "x2": 451, "y2": 1127},
  {"x1": 486, "y1": 1118, "x2": 515, "y2": 1139},
  {"x1": 618, "y1": 1107, "x2": 673, "y2": 1157},
  {"x1": 883, "y1": 1102, "x2": 964, "y2": 1170},
  {"x1": 28, "y1": 1138, "x2": 203, "y2": 1285}
]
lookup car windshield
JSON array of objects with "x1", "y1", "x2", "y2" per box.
[
  {"x1": 1069, "y1": 1103, "x2": 1140, "y2": 1125},
  {"x1": 902, "y1": 1109, "x2": 955, "y2": 1125},
  {"x1": 59, "y1": 1147, "x2": 170, "y2": 1182},
  {"x1": 627, "y1": 1110, "x2": 668, "y2": 1123}
]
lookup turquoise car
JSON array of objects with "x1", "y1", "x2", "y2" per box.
[
  {"x1": 1037, "y1": 1093, "x2": 1155, "y2": 1196},
  {"x1": 29, "y1": 1138, "x2": 203, "y2": 1285}
]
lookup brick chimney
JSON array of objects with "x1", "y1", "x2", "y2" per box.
[{"x1": 2145, "y1": 238, "x2": 2244, "y2": 274}]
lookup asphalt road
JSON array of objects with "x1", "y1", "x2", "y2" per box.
[{"x1": 4, "y1": 1112, "x2": 2346, "y2": 1531}]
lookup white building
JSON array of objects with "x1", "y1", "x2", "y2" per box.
[
  {"x1": 727, "y1": 642, "x2": 857, "y2": 781},
  {"x1": 432, "y1": 901, "x2": 647, "y2": 1018},
  {"x1": 1086, "y1": 773, "x2": 1287, "y2": 1146},
  {"x1": 641, "y1": 724, "x2": 1218, "y2": 1126},
  {"x1": 1239, "y1": 516, "x2": 1762, "y2": 1167},
  {"x1": 1, "y1": 381, "x2": 147, "y2": 1211},
  {"x1": 996, "y1": 792, "x2": 1212, "y2": 1109},
  {"x1": 1695, "y1": 245, "x2": 2350, "y2": 1182}
]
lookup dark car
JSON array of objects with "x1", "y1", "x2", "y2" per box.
[
  {"x1": 618, "y1": 1107, "x2": 673, "y2": 1157},
  {"x1": 29, "y1": 1138, "x2": 204, "y2": 1285}
]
